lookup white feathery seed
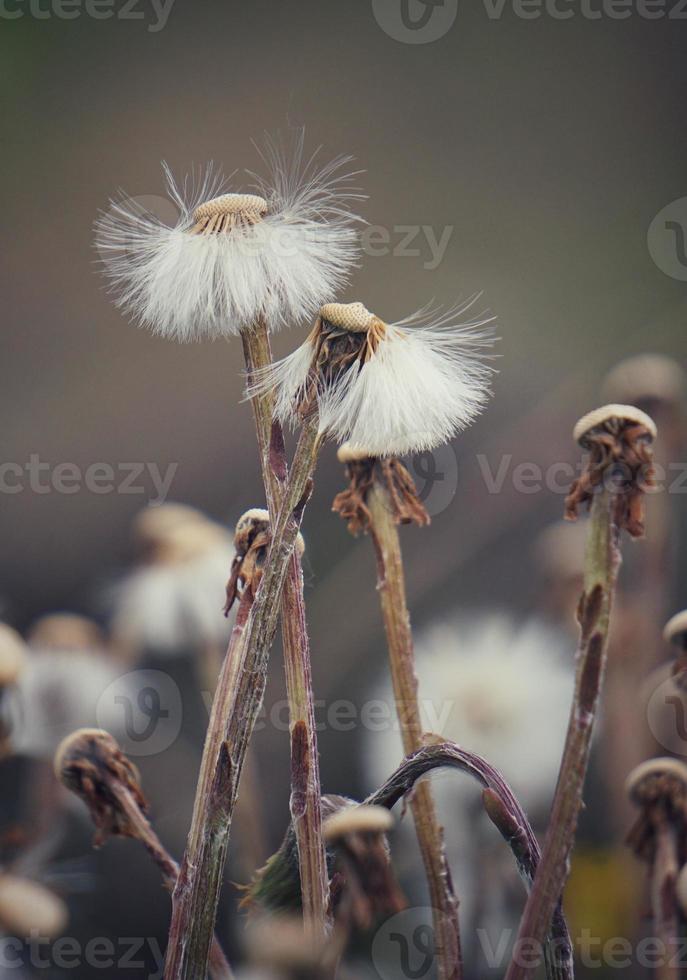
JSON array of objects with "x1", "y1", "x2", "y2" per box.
[
  {"x1": 366, "y1": 613, "x2": 573, "y2": 813},
  {"x1": 252, "y1": 301, "x2": 495, "y2": 457},
  {"x1": 94, "y1": 134, "x2": 363, "y2": 340}
]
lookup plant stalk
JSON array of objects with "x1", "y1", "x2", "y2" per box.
[
  {"x1": 651, "y1": 809, "x2": 680, "y2": 980},
  {"x1": 165, "y1": 412, "x2": 322, "y2": 980},
  {"x1": 108, "y1": 781, "x2": 233, "y2": 980},
  {"x1": 505, "y1": 488, "x2": 620, "y2": 980},
  {"x1": 364, "y1": 482, "x2": 462, "y2": 980},
  {"x1": 365, "y1": 741, "x2": 574, "y2": 980},
  {"x1": 241, "y1": 322, "x2": 329, "y2": 936}
]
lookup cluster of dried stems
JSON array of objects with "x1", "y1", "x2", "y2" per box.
[
  {"x1": 48, "y1": 337, "x2": 674, "y2": 980},
  {"x1": 38, "y1": 156, "x2": 682, "y2": 980}
]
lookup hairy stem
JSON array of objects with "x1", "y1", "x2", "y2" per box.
[
  {"x1": 365, "y1": 742, "x2": 573, "y2": 980},
  {"x1": 651, "y1": 809, "x2": 680, "y2": 980},
  {"x1": 165, "y1": 413, "x2": 322, "y2": 980},
  {"x1": 365, "y1": 483, "x2": 462, "y2": 980},
  {"x1": 109, "y1": 782, "x2": 233, "y2": 980},
  {"x1": 241, "y1": 323, "x2": 329, "y2": 937},
  {"x1": 505, "y1": 488, "x2": 620, "y2": 980}
]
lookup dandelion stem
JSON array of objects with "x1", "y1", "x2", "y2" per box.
[
  {"x1": 165, "y1": 410, "x2": 322, "y2": 980},
  {"x1": 364, "y1": 482, "x2": 463, "y2": 980},
  {"x1": 651, "y1": 809, "x2": 680, "y2": 980},
  {"x1": 241, "y1": 320, "x2": 329, "y2": 937},
  {"x1": 365, "y1": 742, "x2": 574, "y2": 980},
  {"x1": 505, "y1": 488, "x2": 620, "y2": 980},
  {"x1": 109, "y1": 783, "x2": 234, "y2": 980}
]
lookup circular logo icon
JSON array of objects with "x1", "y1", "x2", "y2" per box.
[
  {"x1": 372, "y1": 0, "x2": 458, "y2": 44},
  {"x1": 372, "y1": 907, "x2": 457, "y2": 980},
  {"x1": 96, "y1": 669, "x2": 182, "y2": 757},
  {"x1": 403, "y1": 444, "x2": 459, "y2": 518},
  {"x1": 647, "y1": 197, "x2": 687, "y2": 281},
  {"x1": 647, "y1": 668, "x2": 687, "y2": 757}
]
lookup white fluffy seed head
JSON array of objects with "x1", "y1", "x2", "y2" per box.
[
  {"x1": 95, "y1": 134, "x2": 363, "y2": 341},
  {"x1": 251, "y1": 301, "x2": 495, "y2": 457},
  {"x1": 573, "y1": 404, "x2": 657, "y2": 446}
]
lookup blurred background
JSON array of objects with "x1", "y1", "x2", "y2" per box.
[{"x1": 1, "y1": 1, "x2": 687, "y2": 976}]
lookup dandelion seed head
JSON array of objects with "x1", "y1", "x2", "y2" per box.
[
  {"x1": 252, "y1": 299, "x2": 495, "y2": 456},
  {"x1": 95, "y1": 134, "x2": 363, "y2": 340}
]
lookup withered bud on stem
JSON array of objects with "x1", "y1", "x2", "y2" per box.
[
  {"x1": 566, "y1": 404, "x2": 657, "y2": 537},
  {"x1": 224, "y1": 508, "x2": 305, "y2": 614},
  {"x1": 322, "y1": 804, "x2": 405, "y2": 933},
  {"x1": 332, "y1": 443, "x2": 430, "y2": 535},
  {"x1": 242, "y1": 798, "x2": 405, "y2": 932},
  {"x1": 55, "y1": 729, "x2": 233, "y2": 978},
  {"x1": 626, "y1": 758, "x2": 687, "y2": 978},
  {"x1": 626, "y1": 758, "x2": 687, "y2": 864},
  {"x1": 54, "y1": 728, "x2": 148, "y2": 845}
]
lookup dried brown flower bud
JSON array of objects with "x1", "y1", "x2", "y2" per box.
[
  {"x1": 626, "y1": 758, "x2": 687, "y2": 862},
  {"x1": 323, "y1": 804, "x2": 404, "y2": 931},
  {"x1": 566, "y1": 404, "x2": 657, "y2": 538},
  {"x1": 0, "y1": 874, "x2": 68, "y2": 939},
  {"x1": 54, "y1": 728, "x2": 148, "y2": 845},
  {"x1": 225, "y1": 508, "x2": 304, "y2": 614},
  {"x1": 333, "y1": 449, "x2": 430, "y2": 535}
]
